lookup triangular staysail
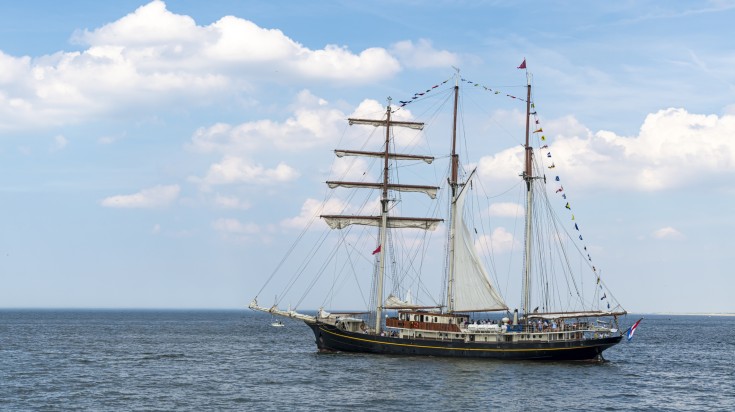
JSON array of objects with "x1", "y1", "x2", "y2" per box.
[{"x1": 450, "y1": 176, "x2": 508, "y2": 312}]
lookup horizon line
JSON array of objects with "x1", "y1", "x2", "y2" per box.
[{"x1": 0, "y1": 307, "x2": 733, "y2": 316}]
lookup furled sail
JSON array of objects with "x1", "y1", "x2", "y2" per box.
[
  {"x1": 383, "y1": 294, "x2": 440, "y2": 310},
  {"x1": 383, "y1": 294, "x2": 441, "y2": 309},
  {"x1": 384, "y1": 294, "x2": 410, "y2": 308},
  {"x1": 348, "y1": 118, "x2": 424, "y2": 130},
  {"x1": 527, "y1": 311, "x2": 628, "y2": 320},
  {"x1": 335, "y1": 150, "x2": 434, "y2": 164},
  {"x1": 450, "y1": 179, "x2": 508, "y2": 312},
  {"x1": 326, "y1": 181, "x2": 439, "y2": 199},
  {"x1": 321, "y1": 215, "x2": 442, "y2": 231}
]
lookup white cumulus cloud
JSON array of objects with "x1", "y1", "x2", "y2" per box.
[
  {"x1": 478, "y1": 108, "x2": 735, "y2": 192},
  {"x1": 652, "y1": 226, "x2": 685, "y2": 240},
  {"x1": 0, "y1": 1, "x2": 403, "y2": 130},
  {"x1": 281, "y1": 198, "x2": 351, "y2": 230},
  {"x1": 187, "y1": 90, "x2": 346, "y2": 154},
  {"x1": 213, "y1": 194, "x2": 251, "y2": 210},
  {"x1": 329, "y1": 157, "x2": 375, "y2": 182},
  {"x1": 192, "y1": 155, "x2": 299, "y2": 188},
  {"x1": 51, "y1": 134, "x2": 68, "y2": 151},
  {"x1": 100, "y1": 184, "x2": 180, "y2": 208},
  {"x1": 475, "y1": 227, "x2": 519, "y2": 255},
  {"x1": 488, "y1": 202, "x2": 524, "y2": 217},
  {"x1": 390, "y1": 39, "x2": 459, "y2": 69}
]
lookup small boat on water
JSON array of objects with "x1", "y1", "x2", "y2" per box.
[
  {"x1": 271, "y1": 320, "x2": 285, "y2": 328},
  {"x1": 251, "y1": 63, "x2": 629, "y2": 360}
]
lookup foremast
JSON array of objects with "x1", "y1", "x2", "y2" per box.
[
  {"x1": 320, "y1": 99, "x2": 441, "y2": 335},
  {"x1": 376, "y1": 101, "x2": 394, "y2": 336}
]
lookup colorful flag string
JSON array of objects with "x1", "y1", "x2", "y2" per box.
[
  {"x1": 396, "y1": 78, "x2": 452, "y2": 108},
  {"x1": 530, "y1": 91, "x2": 614, "y2": 309},
  {"x1": 395, "y1": 76, "x2": 530, "y2": 111},
  {"x1": 394, "y1": 75, "x2": 530, "y2": 114},
  {"x1": 459, "y1": 78, "x2": 528, "y2": 102}
]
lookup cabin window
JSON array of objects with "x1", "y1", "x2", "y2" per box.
[{"x1": 434, "y1": 317, "x2": 438, "y2": 323}]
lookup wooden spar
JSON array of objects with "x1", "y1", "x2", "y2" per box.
[
  {"x1": 334, "y1": 149, "x2": 434, "y2": 163},
  {"x1": 325, "y1": 181, "x2": 439, "y2": 199},
  {"x1": 526, "y1": 310, "x2": 629, "y2": 319}
]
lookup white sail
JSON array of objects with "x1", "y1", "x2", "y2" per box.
[
  {"x1": 451, "y1": 180, "x2": 508, "y2": 312},
  {"x1": 326, "y1": 181, "x2": 439, "y2": 199},
  {"x1": 321, "y1": 215, "x2": 442, "y2": 231},
  {"x1": 384, "y1": 294, "x2": 410, "y2": 308},
  {"x1": 348, "y1": 118, "x2": 424, "y2": 130},
  {"x1": 527, "y1": 311, "x2": 627, "y2": 320},
  {"x1": 384, "y1": 293, "x2": 440, "y2": 310},
  {"x1": 335, "y1": 150, "x2": 434, "y2": 164}
]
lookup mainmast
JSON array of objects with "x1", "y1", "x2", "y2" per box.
[
  {"x1": 442, "y1": 69, "x2": 509, "y2": 315},
  {"x1": 522, "y1": 73, "x2": 533, "y2": 318},
  {"x1": 446, "y1": 72, "x2": 460, "y2": 313}
]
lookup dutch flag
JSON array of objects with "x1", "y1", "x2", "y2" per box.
[{"x1": 626, "y1": 318, "x2": 643, "y2": 341}]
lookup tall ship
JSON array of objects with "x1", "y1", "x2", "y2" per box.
[{"x1": 250, "y1": 64, "x2": 628, "y2": 360}]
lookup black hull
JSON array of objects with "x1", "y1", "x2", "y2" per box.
[{"x1": 307, "y1": 322, "x2": 621, "y2": 361}]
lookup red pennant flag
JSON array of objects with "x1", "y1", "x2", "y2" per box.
[
  {"x1": 372, "y1": 245, "x2": 381, "y2": 255},
  {"x1": 517, "y1": 59, "x2": 527, "y2": 69}
]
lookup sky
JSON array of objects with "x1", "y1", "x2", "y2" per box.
[{"x1": 1, "y1": 0, "x2": 734, "y2": 313}]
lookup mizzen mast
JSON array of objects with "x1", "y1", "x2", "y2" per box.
[{"x1": 521, "y1": 71, "x2": 534, "y2": 318}]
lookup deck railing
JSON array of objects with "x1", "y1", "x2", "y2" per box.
[
  {"x1": 383, "y1": 318, "x2": 618, "y2": 342},
  {"x1": 385, "y1": 318, "x2": 461, "y2": 332}
]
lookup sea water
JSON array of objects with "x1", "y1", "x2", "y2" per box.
[{"x1": 1, "y1": 310, "x2": 733, "y2": 411}]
